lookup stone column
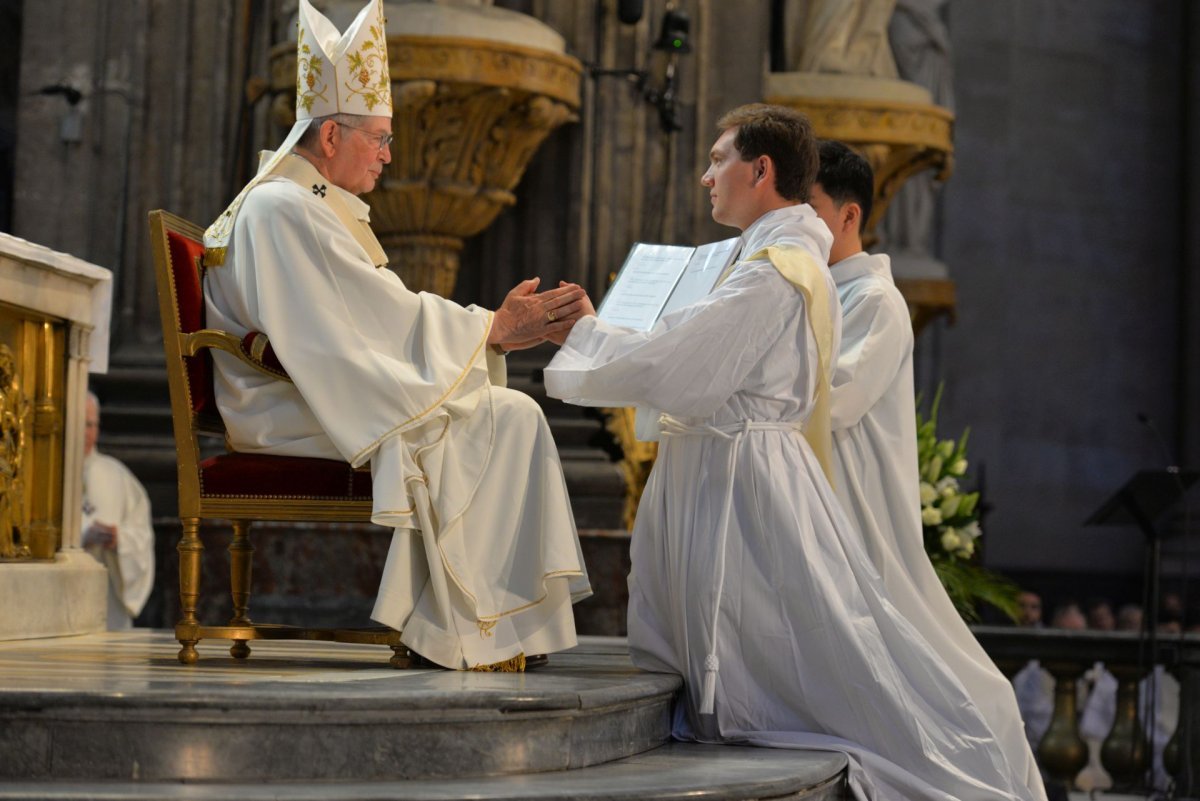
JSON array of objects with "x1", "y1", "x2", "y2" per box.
[{"x1": 13, "y1": 0, "x2": 266, "y2": 366}]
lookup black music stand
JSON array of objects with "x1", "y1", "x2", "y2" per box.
[
  {"x1": 1085, "y1": 468, "x2": 1197, "y2": 790},
  {"x1": 1085, "y1": 469, "x2": 1197, "y2": 637}
]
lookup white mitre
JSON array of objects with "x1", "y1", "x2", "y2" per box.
[{"x1": 203, "y1": 0, "x2": 392, "y2": 264}]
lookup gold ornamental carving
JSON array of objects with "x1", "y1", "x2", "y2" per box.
[
  {"x1": 0, "y1": 344, "x2": 31, "y2": 559},
  {"x1": 603, "y1": 408, "x2": 658, "y2": 533},
  {"x1": 270, "y1": 36, "x2": 582, "y2": 297},
  {"x1": 764, "y1": 95, "x2": 954, "y2": 240},
  {"x1": 0, "y1": 311, "x2": 66, "y2": 561},
  {"x1": 767, "y1": 93, "x2": 957, "y2": 336}
]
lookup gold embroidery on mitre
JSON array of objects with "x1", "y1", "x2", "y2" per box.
[
  {"x1": 342, "y1": 7, "x2": 391, "y2": 113},
  {"x1": 204, "y1": 0, "x2": 392, "y2": 255},
  {"x1": 296, "y1": 24, "x2": 330, "y2": 116}
]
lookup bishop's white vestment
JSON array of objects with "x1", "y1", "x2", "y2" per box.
[
  {"x1": 830, "y1": 252, "x2": 1047, "y2": 800},
  {"x1": 204, "y1": 153, "x2": 590, "y2": 669},
  {"x1": 82, "y1": 450, "x2": 155, "y2": 631},
  {"x1": 545, "y1": 205, "x2": 1038, "y2": 801}
]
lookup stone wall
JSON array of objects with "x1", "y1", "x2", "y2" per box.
[
  {"x1": 934, "y1": 0, "x2": 1194, "y2": 573},
  {"x1": 11, "y1": 0, "x2": 275, "y2": 365}
]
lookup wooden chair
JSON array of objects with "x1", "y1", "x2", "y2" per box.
[{"x1": 147, "y1": 209, "x2": 409, "y2": 667}]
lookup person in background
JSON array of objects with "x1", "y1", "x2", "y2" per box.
[
  {"x1": 1017, "y1": 591, "x2": 1044, "y2": 628},
  {"x1": 82, "y1": 391, "x2": 155, "y2": 630},
  {"x1": 1084, "y1": 598, "x2": 1115, "y2": 631}
]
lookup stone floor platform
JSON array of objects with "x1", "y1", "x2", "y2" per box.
[
  {"x1": 0, "y1": 632, "x2": 678, "y2": 782},
  {"x1": 0, "y1": 742, "x2": 849, "y2": 800},
  {"x1": 0, "y1": 631, "x2": 848, "y2": 799}
]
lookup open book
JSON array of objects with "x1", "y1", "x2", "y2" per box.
[
  {"x1": 596, "y1": 238, "x2": 741, "y2": 331},
  {"x1": 594, "y1": 238, "x2": 741, "y2": 440}
]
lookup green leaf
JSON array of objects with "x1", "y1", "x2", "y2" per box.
[{"x1": 931, "y1": 559, "x2": 1021, "y2": 623}]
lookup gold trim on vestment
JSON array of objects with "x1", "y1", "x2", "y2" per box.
[
  {"x1": 470, "y1": 569, "x2": 587, "y2": 624},
  {"x1": 469, "y1": 652, "x2": 526, "y2": 672},
  {"x1": 348, "y1": 309, "x2": 492, "y2": 466},
  {"x1": 203, "y1": 246, "x2": 227, "y2": 267},
  {"x1": 745, "y1": 245, "x2": 836, "y2": 485},
  {"x1": 273, "y1": 154, "x2": 389, "y2": 267}
]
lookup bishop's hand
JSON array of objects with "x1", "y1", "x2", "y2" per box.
[
  {"x1": 488, "y1": 278, "x2": 588, "y2": 350},
  {"x1": 542, "y1": 281, "x2": 596, "y2": 346}
]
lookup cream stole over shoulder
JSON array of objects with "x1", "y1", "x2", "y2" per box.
[
  {"x1": 738, "y1": 245, "x2": 836, "y2": 485},
  {"x1": 272, "y1": 154, "x2": 389, "y2": 268}
]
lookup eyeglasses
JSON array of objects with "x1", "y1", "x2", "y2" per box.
[{"x1": 337, "y1": 122, "x2": 394, "y2": 152}]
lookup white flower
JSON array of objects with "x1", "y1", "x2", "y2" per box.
[
  {"x1": 940, "y1": 528, "x2": 961, "y2": 553},
  {"x1": 958, "y1": 538, "x2": 976, "y2": 558},
  {"x1": 948, "y1": 459, "x2": 968, "y2": 477},
  {"x1": 961, "y1": 521, "x2": 981, "y2": 541},
  {"x1": 936, "y1": 476, "x2": 959, "y2": 494},
  {"x1": 922, "y1": 506, "x2": 943, "y2": 526},
  {"x1": 919, "y1": 482, "x2": 938, "y2": 505}
]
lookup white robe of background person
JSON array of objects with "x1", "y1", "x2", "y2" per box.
[
  {"x1": 545, "y1": 205, "x2": 1036, "y2": 801},
  {"x1": 204, "y1": 153, "x2": 590, "y2": 669},
  {"x1": 82, "y1": 450, "x2": 155, "y2": 631},
  {"x1": 830, "y1": 252, "x2": 1048, "y2": 800}
]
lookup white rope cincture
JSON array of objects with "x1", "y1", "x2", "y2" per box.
[{"x1": 658, "y1": 415, "x2": 799, "y2": 716}]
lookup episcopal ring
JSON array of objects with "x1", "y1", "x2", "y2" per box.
[{"x1": 547, "y1": 310, "x2": 557, "y2": 322}]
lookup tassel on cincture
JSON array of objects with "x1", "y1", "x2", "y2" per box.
[{"x1": 699, "y1": 654, "x2": 719, "y2": 715}]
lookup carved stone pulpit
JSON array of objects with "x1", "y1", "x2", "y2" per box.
[{"x1": 0, "y1": 233, "x2": 112, "y2": 639}]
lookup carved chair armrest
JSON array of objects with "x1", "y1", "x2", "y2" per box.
[{"x1": 180, "y1": 329, "x2": 292, "y2": 382}]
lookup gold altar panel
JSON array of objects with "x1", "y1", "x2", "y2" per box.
[{"x1": 0, "y1": 302, "x2": 66, "y2": 561}]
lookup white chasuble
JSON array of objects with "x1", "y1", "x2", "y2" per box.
[
  {"x1": 545, "y1": 205, "x2": 1039, "y2": 801},
  {"x1": 205, "y1": 153, "x2": 590, "y2": 669},
  {"x1": 82, "y1": 450, "x2": 155, "y2": 630},
  {"x1": 831, "y1": 252, "x2": 1047, "y2": 800}
]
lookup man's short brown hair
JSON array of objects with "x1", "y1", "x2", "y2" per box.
[{"x1": 715, "y1": 104, "x2": 817, "y2": 203}]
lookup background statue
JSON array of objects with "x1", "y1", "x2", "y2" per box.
[
  {"x1": 783, "y1": 0, "x2": 899, "y2": 77},
  {"x1": 879, "y1": 0, "x2": 953, "y2": 274}
]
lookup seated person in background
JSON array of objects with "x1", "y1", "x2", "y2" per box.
[
  {"x1": 1011, "y1": 589, "x2": 1051, "y2": 753},
  {"x1": 1116, "y1": 602, "x2": 1143, "y2": 632},
  {"x1": 202, "y1": 0, "x2": 592, "y2": 670},
  {"x1": 1049, "y1": 599, "x2": 1087, "y2": 630},
  {"x1": 1017, "y1": 590, "x2": 1044, "y2": 627},
  {"x1": 1084, "y1": 597, "x2": 1115, "y2": 631},
  {"x1": 82, "y1": 392, "x2": 154, "y2": 631}
]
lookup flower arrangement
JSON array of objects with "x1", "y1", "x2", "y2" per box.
[{"x1": 917, "y1": 385, "x2": 1020, "y2": 622}]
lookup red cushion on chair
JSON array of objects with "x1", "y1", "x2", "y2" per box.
[
  {"x1": 199, "y1": 452, "x2": 373, "y2": 500},
  {"x1": 240, "y1": 331, "x2": 289, "y2": 379},
  {"x1": 165, "y1": 230, "x2": 214, "y2": 416}
]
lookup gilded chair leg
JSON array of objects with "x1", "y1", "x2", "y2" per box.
[
  {"x1": 229, "y1": 520, "x2": 253, "y2": 659},
  {"x1": 176, "y1": 517, "x2": 203, "y2": 665},
  {"x1": 389, "y1": 644, "x2": 412, "y2": 669}
]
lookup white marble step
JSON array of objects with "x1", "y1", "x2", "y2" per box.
[
  {"x1": 0, "y1": 633, "x2": 676, "y2": 782},
  {"x1": 0, "y1": 742, "x2": 848, "y2": 801}
]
